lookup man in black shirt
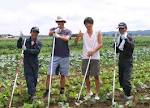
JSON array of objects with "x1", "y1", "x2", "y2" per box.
[
  {"x1": 17, "y1": 27, "x2": 42, "y2": 102},
  {"x1": 115, "y1": 22, "x2": 134, "y2": 103}
]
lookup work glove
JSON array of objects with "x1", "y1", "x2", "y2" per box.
[
  {"x1": 54, "y1": 28, "x2": 61, "y2": 33},
  {"x1": 120, "y1": 33, "x2": 127, "y2": 40},
  {"x1": 22, "y1": 45, "x2": 27, "y2": 50},
  {"x1": 31, "y1": 41, "x2": 35, "y2": 45},
  {"x1": 53, "y1": 33, "x2": 61, "y2": 38},
  {"x1": 118, "y1": 39, "x2": 125, "y2": 51}
]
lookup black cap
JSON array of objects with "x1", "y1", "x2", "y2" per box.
[
  {"x1": 30, "y1": 27, "x2": 39, "y2": 33},
  {"x1": 84, "y1": 17, "x2": 94, "y2": 25},
  {"x1": 118, "y1": 22, "x2": 127, "y2": 29}
]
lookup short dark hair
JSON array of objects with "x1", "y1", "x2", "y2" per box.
[{"x1": 84, "y1": 17, "x2": 94, "y2": 25}]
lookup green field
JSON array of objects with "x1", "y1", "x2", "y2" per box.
[{"x1": 0, "y1": 37, "x2": 150, "y2": 108}]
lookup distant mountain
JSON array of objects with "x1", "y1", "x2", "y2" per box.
[
  {"x1": 103, "y1": 30, "x2": 150, "y2": 36},
  {"x1": 1, "y1": 30, "x2": 150, "y2": 38}
]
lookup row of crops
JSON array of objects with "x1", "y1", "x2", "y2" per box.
[{"x1": 0, "y1": 37, "x2": 149, "y2": 107}]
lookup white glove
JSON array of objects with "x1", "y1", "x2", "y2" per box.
[
  {"x1": 118, "y1": 39, "x2": 125, "y2": 51},
  {"x1": 31, "y1": 41, "x2": 35, "y2": 45},
  {"x1": 121, "y1": 32, "x2": 127, "y2": 40},
  {"x1": 22, "y1": 45, "x2": 27, "y2": 50},
  {"x1": 121, "y1": 35, "x2": 127, "y2": 40},
  {"x1": 55, "y1": 28, "x2": 61, "y2": 33},
  {"x1": 53, "y1": 33, "x2": 60, "y2": 38}
]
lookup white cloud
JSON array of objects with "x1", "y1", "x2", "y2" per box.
[{"x1": 0, "y1": 0, "x2": 149, "y2": 35}]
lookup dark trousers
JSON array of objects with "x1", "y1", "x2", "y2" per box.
[
  {"x1": 24, "y1": 63, "x2": 38, "y2": 96},
  {"x1": 118, "y1": 59, "x2": 133, "y2": 96}
]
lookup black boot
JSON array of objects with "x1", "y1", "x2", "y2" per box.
[{"x1": 60, "y1": 88, "x2": 65, "y2": 94}]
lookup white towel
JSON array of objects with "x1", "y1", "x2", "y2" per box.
[{"x1": 117, "y1": 32, "x2": 127, "y2": 51}]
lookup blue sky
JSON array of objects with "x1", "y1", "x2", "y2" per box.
[{"x1": 0, "y1": 0, "x2": 150, "y2": 35}]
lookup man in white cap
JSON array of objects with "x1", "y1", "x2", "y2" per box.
[
  {"x1": 43, "y1": 16, "x2": 72, "y2": 98},
  {"x1": 115, "y1": 22, "x2": 134, "y2": 104}
]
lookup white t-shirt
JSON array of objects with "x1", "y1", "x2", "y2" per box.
[{"x1": 82, "y1": 31, "x2": 100, "y2": 59}]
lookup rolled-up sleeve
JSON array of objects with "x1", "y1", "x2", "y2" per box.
[{"x1": 66, "y1": 30, "x2": 72, "y2": 39}]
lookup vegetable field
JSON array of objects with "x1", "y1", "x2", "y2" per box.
[{"x1": 0, "y1": 36, "x2": 149, "y2": 108}]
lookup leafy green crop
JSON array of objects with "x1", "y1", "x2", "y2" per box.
[{"x1": 0, "y1": 37, "x2": 149, "y2": 107}]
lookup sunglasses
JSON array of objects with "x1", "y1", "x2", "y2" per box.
[{"x1": 119, "y1": 28, "x2": 125, "y2": 30}]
